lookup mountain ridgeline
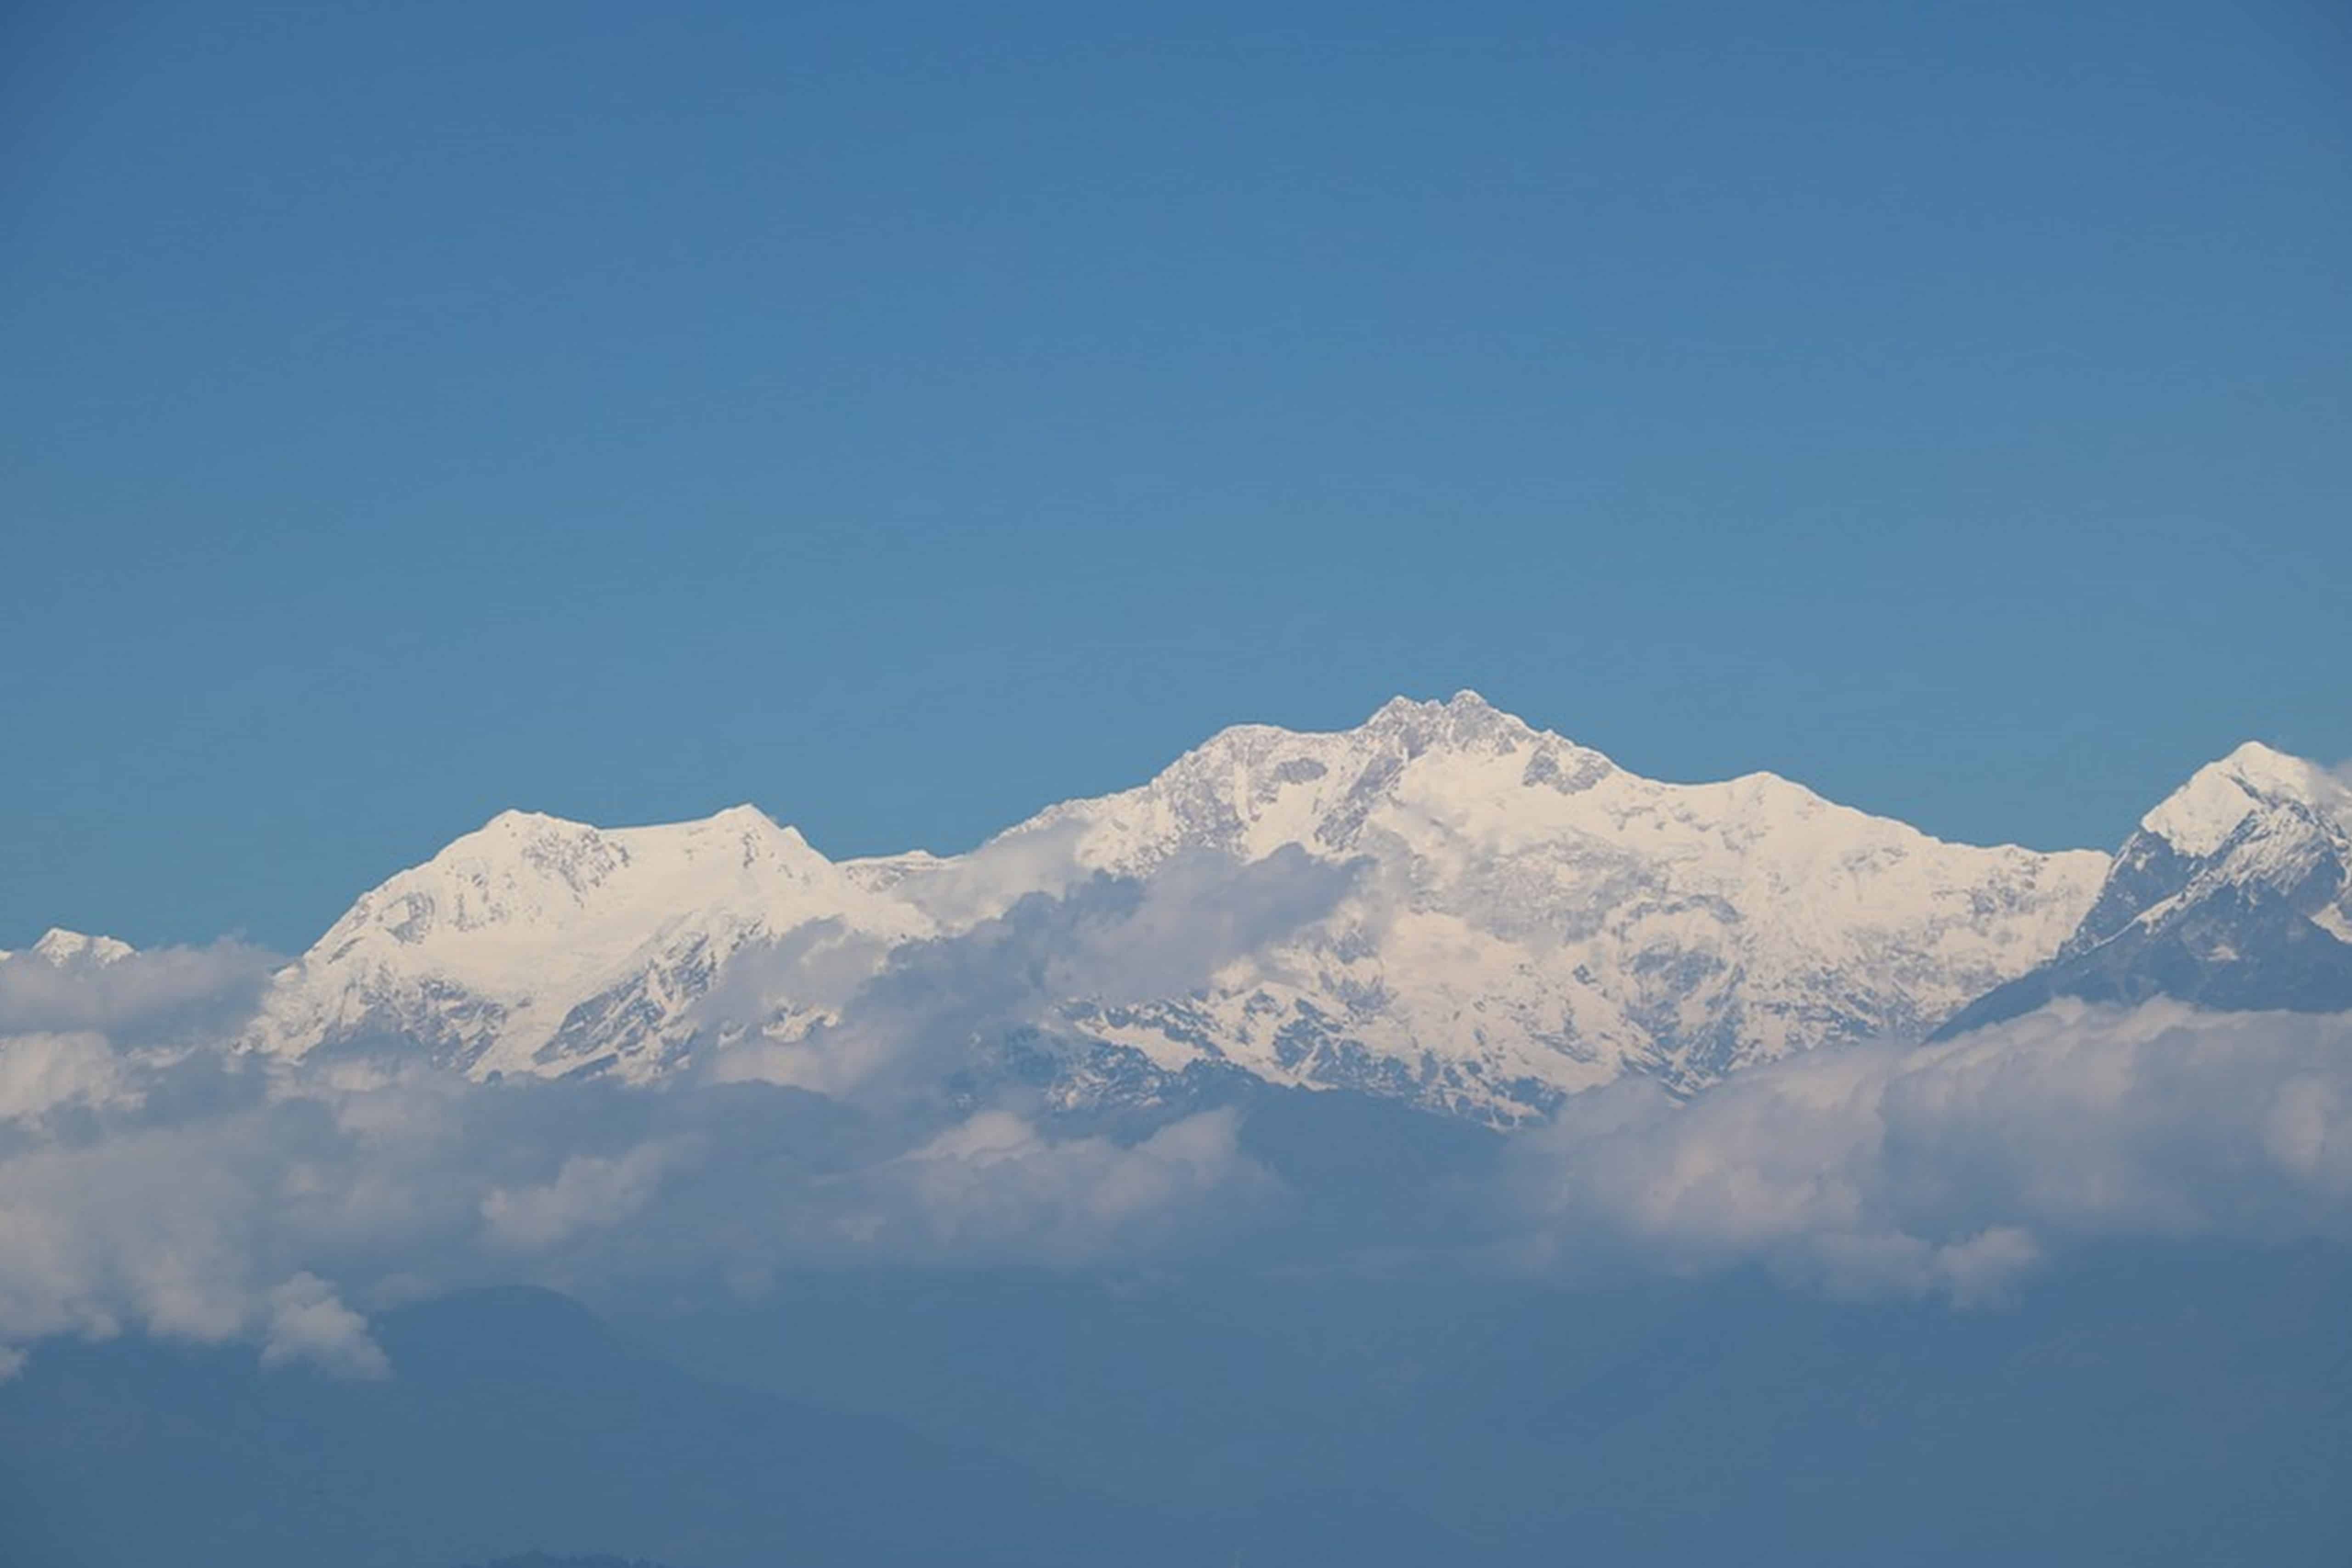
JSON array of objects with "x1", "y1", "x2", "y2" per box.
[{"x1": 34, "y1": 696, "x2": 2332, "y2": 1123}]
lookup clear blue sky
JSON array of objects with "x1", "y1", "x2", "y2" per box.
[{"x1": 6, "y1": 0, "x2": 2349, "y2": 950}]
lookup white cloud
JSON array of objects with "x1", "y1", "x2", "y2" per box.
[
  {"x1": 703, "y1": 849, "x2": 1362, "y2": 1102},
  {"x1": 260, "y1": 1272, "x2": 388, "y2": 1378},
  {"x1": 0, "y1": 940, "x2": 278, "y2": 1042},
  {"x1": 6, "y1": 909, "x2": 2351, "y2": 1378},
  {"x1": 0, "y1": 1013, "x2": 1278, "y2": 1371},
  {"x1": 1504, "y1": 1000, "x2": 2352, "y2": 1300},
  {"x1": 862, "y1": 1108, "x2": 1269, "y2": 1261},
  {"x1": 0, "y1": 1030, "x2": 135, "y2": 1122},
  {"x1": 481, "y1": 1142, "x2": 686, "y2": 1253}
]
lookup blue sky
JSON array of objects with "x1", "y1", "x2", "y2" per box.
[{"x1": 5, "y1": 0, "x2": 2348, "y2": 949}]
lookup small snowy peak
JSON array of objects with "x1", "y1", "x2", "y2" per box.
[
  {"x1": 16, "y1": 929, "x2": 136, "y2": 968},
  {"x1": 1362, "y1": 689, "x2": 1548, "y2": 757},
  {"x1": 1936, "y1": 741, "x2": 2352, "y2": 1037},
  {"x1": 2217, "y1": 740, "x2": 2344, "y2": 798},
  {"x1": 2117, "y1": 742, "x2": 2352, "y2": 934},
  {"x1": 2140, "y1": 742, "x2": 2350, "y2": 858}
]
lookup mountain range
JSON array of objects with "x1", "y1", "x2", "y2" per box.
[{"x1": 20, "y1": 695, "x2": 2348, "y2": 1123}]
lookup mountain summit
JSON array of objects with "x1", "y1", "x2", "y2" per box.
[
  {"x1": 1934, "y1": 742, "x2": 2352, "y2": 1036},
  {"x1": 247, "y1": 803, "x2": 931, "y2": 1078},
  {"x1": 249, "y1": 695, "x2": 2107, "y2": 1120}
]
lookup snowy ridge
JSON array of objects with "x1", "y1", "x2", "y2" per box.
[
  {"x1": 251, "y1": 694, "x2": 2112, "y2": 1119},
  {"x1": 873, "y1": 693, "x2": 2106, "y2": 1110}
]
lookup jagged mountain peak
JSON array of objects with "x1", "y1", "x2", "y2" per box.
[
  {"x1": 1361, "y1": 688, "x2": 1532, "y2": 744},
  {"x1": 1334, "y1": 688, "x2": 1556, "y2": 745},
  {"x1": 988, "y1": 693, "x2": 1624, "y2": 881},
  {"x1": 1002, "y1": 692, "x2": 2071, "y2": 903},
  {"x1": 1199, "y1": 691, "x2": 1566, "y2": 756}
]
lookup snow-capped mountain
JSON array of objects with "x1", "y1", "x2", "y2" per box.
[
  {"x1": 248, "y1": 805, "x2": 932, "y2": 1079},
  {"x1": 251, "y1": 694, "x2": 2108, "y2": 1119},
  {"x1": 1936, "y1": 742, "x2": 2352, "y2": 1037},
  {"x1": 0, "y1": 929, "x2": 136, "y2": 969}
]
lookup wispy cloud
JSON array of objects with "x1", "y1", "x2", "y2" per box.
[{"x1": 705, "y1": 847, "x2": 1362, "y2": 1101}]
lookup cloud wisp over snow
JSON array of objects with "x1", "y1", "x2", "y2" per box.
[
  {"x1": 3, "y1": 899, "x2": 2352, "y2": 1379},
  {"x1": 701, "y1": 846, "x2": 1365, "y2": 1101}
]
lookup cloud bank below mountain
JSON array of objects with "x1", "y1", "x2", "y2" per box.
[
  {"x1": 1504, "y1": 999, "x2": 2352, "y2": 1301},
  {"x1": 5, "y1": 914, "x2": 2352, "y2": 1377}
]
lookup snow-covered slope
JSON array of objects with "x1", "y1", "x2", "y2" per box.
[
  {"x1": 249, "y1": 805, "x2": 932, "y2": 1080},
  {"x1": 855, "y1": 693, "x2": 2104, "y2": 1114},
  {"x1": 1937, "y1": 742, "x2": 2352, "y2": 1036},
  {"x1": 252, "y1": 694, "x2": 2107, "y2": 1119}
]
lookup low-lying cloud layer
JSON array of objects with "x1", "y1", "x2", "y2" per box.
[
  {"x1": 0, "y1": 938, "x2": 277, "y2": 1042},
  {"x1": 0, "y1": 1040, "x2": 1274, "y2": 1379},
  {"x1": 1506, "y1": 999, "x2": 2352, "y2": 1301},
  {"x1": 4, "y1": 901, "x2": 2351, "y2": 1380}
]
